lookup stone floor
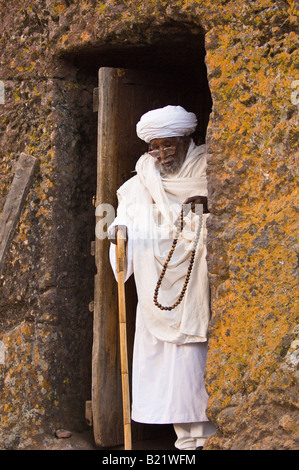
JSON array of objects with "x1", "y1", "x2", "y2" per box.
[{"x1": 22, "y1": 426, "x2": 176, "y2": 451}]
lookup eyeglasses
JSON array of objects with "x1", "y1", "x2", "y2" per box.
[
  {"x1": 148, "y1": 146, "x2": 177, "y2": 159},
  {"x1": 148, "y1": 137, "x2": 181, "y2": 158}
]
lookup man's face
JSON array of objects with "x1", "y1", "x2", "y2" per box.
[{"x1": 148, "y1": 136, "x2": 190, "y2": 175}]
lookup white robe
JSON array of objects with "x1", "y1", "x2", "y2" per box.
[{"x1": 109, "y1": 141, "x2": 211, "y2": 424}]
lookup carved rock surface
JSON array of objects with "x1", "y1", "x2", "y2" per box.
[{"x1": 0, "y1": 0, "x2": 298, "y2": 450}]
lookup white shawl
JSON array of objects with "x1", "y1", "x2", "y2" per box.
[{"x1": 109, "y1": 140, "x2": 211, "y2": 345}]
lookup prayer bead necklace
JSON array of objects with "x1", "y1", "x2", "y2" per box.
[{"x1": 153, "y1": 205, "x2": 203, "y2": 311}]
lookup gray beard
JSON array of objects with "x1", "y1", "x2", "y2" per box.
[{"x1": 156, "y1": 159, "x2": 184, "y2": 176}]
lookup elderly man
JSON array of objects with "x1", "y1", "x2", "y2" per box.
[{"x1": 108, "y1": 105, "x2": 215, "y2": 450}]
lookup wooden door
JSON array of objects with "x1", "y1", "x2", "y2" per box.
[{"x1": 92, "y1": 67, "x2": 203, "y2": 448}]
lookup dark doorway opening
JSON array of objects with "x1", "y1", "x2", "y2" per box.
[
  {"x1": 62, "y1": 24, "x2": 212, "y2": 145},
  {"x1": 61, "y1": 23, "x2": 212, "y2": 450}
]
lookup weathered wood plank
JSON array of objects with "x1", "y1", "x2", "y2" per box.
[{"x1": 0, "y1": 153, "x2": 37, "y2": 275}]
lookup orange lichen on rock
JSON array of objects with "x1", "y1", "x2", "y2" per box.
[{"x1": 0, "y1": 0, "x2": 298, "y2": 451}]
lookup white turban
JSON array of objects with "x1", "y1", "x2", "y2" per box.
[{"x1": 136, "y1": 105, "x2": 197, "y2": 143}]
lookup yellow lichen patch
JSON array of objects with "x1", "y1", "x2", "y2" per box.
[
  {"x1": 81, "y1": 31, "x2": 92, "y2": 42},
  {"x1": 0, "y1": 322, "x2": 56, "y2": 445},
  {"x1": 53, "y1": 3, "x2": 66, "y2": 14}
]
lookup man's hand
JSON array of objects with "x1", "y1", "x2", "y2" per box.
[
  {"x1": 109, "y1": 225, "x2": 128, "y2": 245},
  {"x1": 183, "y1": 195, "x2": 209, "y2": 214}
]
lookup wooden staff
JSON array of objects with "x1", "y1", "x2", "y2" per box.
[{"x1": 116, "y1": 227, "x2": 132, "y2": 450}]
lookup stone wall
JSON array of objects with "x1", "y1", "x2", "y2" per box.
[
  {"x1": 0, "y1": 1, "x2": 98, "y2": 447},
  {"x1": 0, "y1": 0, "x2": 298, "y2": 449}
]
